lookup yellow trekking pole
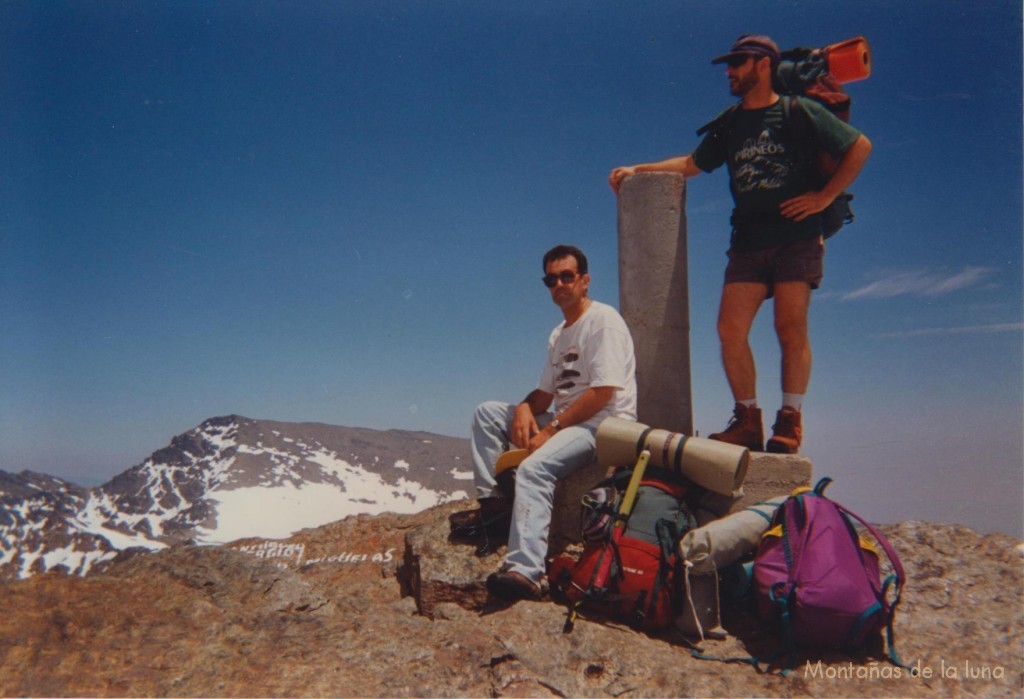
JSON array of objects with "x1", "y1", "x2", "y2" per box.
[{"x1": 615, "y1": 449, "x2": 651, "y2": 530}]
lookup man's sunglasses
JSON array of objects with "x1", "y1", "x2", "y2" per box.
[
  {"x1": 542, "y1": 271, "x2": 579, "y2": 288},
  {"x1": 726, "y1": 54, "x2": 753, "y2": 68}
]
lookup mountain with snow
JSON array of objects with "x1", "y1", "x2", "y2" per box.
[{"x1": 0, "y1": 415, "x2": 472, "y2": 580}]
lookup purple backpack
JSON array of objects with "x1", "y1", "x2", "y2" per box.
[{"x1": 753, "y1": 477, "x2": 906, "y2": 668}]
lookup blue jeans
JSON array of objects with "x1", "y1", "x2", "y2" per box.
[{"x1": 470, "y1": 400, "x2": 598, "y2": 583}]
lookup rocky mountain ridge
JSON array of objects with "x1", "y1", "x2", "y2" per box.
[
  {"x1": 0, "y1": 496, "x2": 1020, "y2": 698},
  {"x1": 0, "y1": 416, "x2": 471, "y2": 580}
]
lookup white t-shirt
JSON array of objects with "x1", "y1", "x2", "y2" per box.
[{"x1": 538, "y1": 300, "x2": 637, "y2": 428}]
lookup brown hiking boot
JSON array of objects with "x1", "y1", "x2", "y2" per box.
[
  {"x1": 486, "y1": 569, "x2": 542, "y2": 601},
  {"x1": 766, "y1": 407, "x2": 802, "y2": 454},
  {"x1": 709, "y1": 404, "x2": 764, "y2": 451}
]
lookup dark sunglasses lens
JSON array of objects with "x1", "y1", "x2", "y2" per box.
[
  {"x1": 542, "y1": 272, "x2": 577, "y2": 287},
  {"x1": 728, "y1": 55, "x2": 748, "y2": 68}
]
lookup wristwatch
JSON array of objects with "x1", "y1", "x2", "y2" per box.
[{"x1": 551, "y1": 418, "x2": 562, "y2": 431}]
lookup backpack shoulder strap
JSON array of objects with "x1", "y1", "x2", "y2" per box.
[
  {"x1": 834, "y1": 501, "x2": 911, "y2": 669},
  {"x1": 696, "y1": 102, "x2": 741, "y2": 137},
  {"x1": 781, "y1": 95, "x2": 824, "y2": 185},
  {"x1": 834, "y1": 502, "x2": 905, "y2": 583},
  {"x1": 781, "y1": 95, "x2": 811, "y2": 140}
]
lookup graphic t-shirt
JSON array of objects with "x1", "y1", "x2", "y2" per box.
[
  {"x1": 692, "y1": 97, "x2": 862, "y2": 250},
  {"x1": 537, "y1": 301, "x2": 637, "y2": 428}
]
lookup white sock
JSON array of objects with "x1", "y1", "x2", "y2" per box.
[
  {"x1": 738, "y1": 398, "x2": 758, "y2": 409},
  {"x1": 782, "y1": 393, "x2": 803, "y2": 412}
]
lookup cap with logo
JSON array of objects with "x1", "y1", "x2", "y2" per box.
[{"x1": 710, "y1": 34, "x2": 780, "y2": 65}]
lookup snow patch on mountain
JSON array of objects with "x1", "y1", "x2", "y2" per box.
[{"x1": 0, "y1": 416, "x2": 471, "y2": 580}]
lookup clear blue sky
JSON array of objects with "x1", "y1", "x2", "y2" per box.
[{"x1": 2, "y1": 1, "x2": 1021, "y2": 536}]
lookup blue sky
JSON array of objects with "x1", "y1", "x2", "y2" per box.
[{"x1": 2, "y1": 1, "x2": 1021, "y2": 536}]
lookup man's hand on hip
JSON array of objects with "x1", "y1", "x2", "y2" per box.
[{"x1": 780, "y1": 190, "x2": 833, "y2": 221}]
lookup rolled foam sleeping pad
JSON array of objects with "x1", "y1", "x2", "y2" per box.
[
  {"x1": 595, "y1": 416, "x2": 750, "y2": 497},
  {"x1": 679, "y1": 495, "x2": 787, "y2": 575}
]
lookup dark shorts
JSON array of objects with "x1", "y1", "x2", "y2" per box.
[{"x1": 724, "y1": 236, "x2": 825, "y2": 298}]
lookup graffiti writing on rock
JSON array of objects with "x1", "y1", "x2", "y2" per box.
[
  {"x1": 235, "y1": 541, "x2": 306, "y2": 565},
  {"x1": 233, "y1": 541, "x2": 396, "y2": 568},
  {"x1": 302, "y1": 548, "x2": 395, "y2": 566}
]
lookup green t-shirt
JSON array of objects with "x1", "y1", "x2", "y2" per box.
[{"x1": 692, "y1": 97, "x2": 862, "y2": 250}]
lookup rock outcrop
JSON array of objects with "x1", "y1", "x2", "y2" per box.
[{"x1": 0, "y1": 500, "x2": 1020, "y2": 698}]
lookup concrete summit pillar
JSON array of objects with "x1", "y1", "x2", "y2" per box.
[{"x1": 617, "y1": 172, "x2": 692, "y2": 435}]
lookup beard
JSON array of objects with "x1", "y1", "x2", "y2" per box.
[{"x1": 729, "y1": 71, "x2": 759, "y2": 97}]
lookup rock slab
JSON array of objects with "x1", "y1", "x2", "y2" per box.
[{"x1": 1, "y1": 500, "x2": 1020, "y2": 698}]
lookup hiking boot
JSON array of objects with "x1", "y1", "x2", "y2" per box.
[
  {"x1": 766, "y1": 407, "x2": 802, "y2": 454},
  {"x1": 449, "y1": 497, "x2": 512, "y2": 537},
  {"x1": 708, "y1": 404, "x2": 764, "y2": 451},
  {"x1": 486, "y1": 569, "x2": 542, "y2": 601}
]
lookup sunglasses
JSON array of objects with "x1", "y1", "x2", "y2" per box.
[
  {"x1": 726, "y1": 55, "x2": 753, "y2": 68},
  {"x1": 541, "y1": 271, "x2": 580, "y2": 288}
]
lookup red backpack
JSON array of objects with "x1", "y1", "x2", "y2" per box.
[{"x1": 549, "y1": 453, "x2": 697, "y2": 633}]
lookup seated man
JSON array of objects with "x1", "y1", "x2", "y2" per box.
[{"x1": 454, "y1": 244, "x2": 637, "y2": 601}]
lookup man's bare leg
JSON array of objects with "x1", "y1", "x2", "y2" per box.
[
  {"x1": 710, "y1": 282, "x2": 770, "y2": 450},
  {"x1": 773, "y1": 281, "x2": 813, "y2": 396},
  {"x1": 717, "y1": 282, "x2": 770, "y2": 402},
  {"x1": 767, "y1": 281, "x2": 812, "y2": 453}
]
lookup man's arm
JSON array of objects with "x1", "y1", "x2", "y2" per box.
[
  {"x1": 779, "y1": 134, "x2": 872, "y2": 222},
  {"x1": 609, "y1": 155, "x2": 702, "y2": 194},
  {"x1": 525, "y1": 385, "x2": 615, "y2": 454}
]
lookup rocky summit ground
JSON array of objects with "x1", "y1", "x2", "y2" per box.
[{"x1": 0, "y1": 501, "x2": 1021, "y2": 698}]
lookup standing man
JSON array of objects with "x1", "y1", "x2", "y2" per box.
[
  {"x1": 453, "y1": 245, "x2": 637, "y2": 602},
  {"x1": 609, "y1": 34, "x2": 871, "y2": 453}
]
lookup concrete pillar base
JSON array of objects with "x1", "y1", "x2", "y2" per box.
[
  {"x1": 547, "y1": 461, "x2": 606, "y2": 558},
  {"x1": 692, "y1": 451, "x2": 814, "y2": 524},
  {"x1": 731, "y1": 452, "x2": 813, "y2": 511}
]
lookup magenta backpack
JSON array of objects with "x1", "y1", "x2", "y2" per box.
[{"x1": 753, "y1": 477, "x2": 907, "y2": 669}]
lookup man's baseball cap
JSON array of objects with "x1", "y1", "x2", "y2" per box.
[{"x1": 711, "y1": 34, "x2": 780, "y2": 65}]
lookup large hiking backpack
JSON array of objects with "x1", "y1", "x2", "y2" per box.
[
  {"x1": 549, "y1": 458, "x2": 697, "y2": 633},
  {"x1": 753, "y1": 477, "x2": 907, "y2": 668},
  {"x1": 697, "y1": 39, "x2": 869, "y2": 239}
]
